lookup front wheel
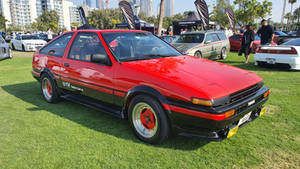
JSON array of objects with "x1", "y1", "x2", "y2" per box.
[
  {"x1": 128, "y1": 95, "x2": 170, "y2": 144},
  {"x1": 194, "y1": 51, "x2": 202, "y2": 58}
]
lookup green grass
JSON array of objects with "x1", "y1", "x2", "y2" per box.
[{"x1": 0, "y1": 51, "x2": 299, "y2": 169}]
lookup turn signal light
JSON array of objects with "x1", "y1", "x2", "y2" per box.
[
  {"x1": 191, "y1": 98, "x2": 212, "y2": 106},
  {"x1": 264, "y1": 90, "x2": 270, "y2": 98},
  {"x1": 225, "y1": 109, "x2": 235, "y2": 118}
]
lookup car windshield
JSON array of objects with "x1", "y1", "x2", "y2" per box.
[
  {"x1": 275, "y1": 31, "x2": 288, "y2": 36},
  {"x1": 101, "y1": 32, "x2": 182, "y2": 62},
  {"x1": 281, "y1": 38, "x2": 300, "y2": 46},
  {"x1": 22, "y1": 35, "x2": 39, "y2": 40},
  {"x1": 175, "y1": 33, "x2": 205, "y2": 43}
]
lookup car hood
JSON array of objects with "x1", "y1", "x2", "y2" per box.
[
  {"x1": 123, "y1": 55, "x2": 262, "y2": 100},
  {"x1": 23, "y1": 39, "x2": 46, "y2": 44},
  {"x1": 172, "y1": 43, "x2": 199, "y2": 52}
]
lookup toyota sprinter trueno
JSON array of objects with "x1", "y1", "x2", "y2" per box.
[{"x1": 32, "y1": 30, "x2": 269, "y2": 144}]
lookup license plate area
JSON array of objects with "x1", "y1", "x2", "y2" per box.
[
  {"x1": 266, "y1": 58, "x2": 276, "y2": 64},
  {"x1": 238, "y1": 111, "x2": 252, "y2": 126}
]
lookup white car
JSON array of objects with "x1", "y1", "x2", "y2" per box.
[
  {"x1": 0, "y1": 35, "x2": 12, "y2": 61},
  {"x1": 11, "y1": 34, "x2": 47, "y2": 52},
  {"x1": 254, "y1": 38, "x2": 300, "y2": 70}
]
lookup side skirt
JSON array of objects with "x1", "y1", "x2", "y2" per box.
[{"x1": 61, "y1": 93, "x2": 124, "y2": 119}]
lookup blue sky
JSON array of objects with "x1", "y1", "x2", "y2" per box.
[{"x1": 71, "y1": 0, "x2": 300, "y2": 22}]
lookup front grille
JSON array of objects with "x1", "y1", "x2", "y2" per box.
[{"x1": 230, "y1": 83, "x2": 262, "y2": 103}]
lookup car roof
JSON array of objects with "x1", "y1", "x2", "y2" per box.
[
  {"x1": 70, "y1": 29, "x2": 150, "y2": 34},
  {"x1": 182, "y1": 30, "x2": 225, "y2": 35}
]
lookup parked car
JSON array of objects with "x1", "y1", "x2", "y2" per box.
[
  {"x1": 38, "y1": 33, "x2": 58, "y2": 42},
  {"x1": 172, "y1": 31, "x2": 230, "y2": 60},
  {"x1": 159, "y1": 35, "x2": 179, "y2": 44},
  {"x1": 229, "y1": 34, "x2": 276, "y2": 52},
  {"x1": 11, "y1": 35, "x2": 47, "y2": 52},
  {"x1": 32, "y1": 30, "x2": 269, "y2": 144},
  {"x1": 254, "y1": 38, "x2": 300, "y2": 70},
  {"x1": 0, "y1": 35, "x2": 12, "y2": 61},
  {"x1": 288, "y1": 31, "x2": 297, "y2": 36}
]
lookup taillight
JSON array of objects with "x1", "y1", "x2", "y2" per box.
[{"x1": 257, "y1": 47, "x2": 297, "y2": 54}]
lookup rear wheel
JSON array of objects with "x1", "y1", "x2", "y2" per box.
[
  {"x1": 41, "y1": 73, "x2": 60, "y2": 103},
  {"x1": 194, "y1": 51, "x2": 202, "y2": 58},
  {"x1": 128, "y1": 95, "x2": 170, "y2": 144},
  {"x1": 220, "y1": 47, "x2": 227, "y2": 59}
]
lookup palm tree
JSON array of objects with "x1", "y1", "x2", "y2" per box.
[
  {"x1": 294, "y1": 7, "x2": 300, "y2": 23},
  {"x1": 157, "y1": 0, "x2": 165, "y2": 36},
  {"x1": 281, "y1": 0, "x2": 287, "y2": 30},
  {"x1": 288, "y1": 0, "x2": 297, "y2": 30}
]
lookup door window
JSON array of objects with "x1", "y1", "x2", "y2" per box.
[
  {"x1": 68, "y1": 32, "x2": 108, "y2": 63},
  {"x1": 211, "y1": 34, "x2": 220, "y2": 42},
  {"x1": 40, "y1": 33, "x2": 74, "y2": 57}
]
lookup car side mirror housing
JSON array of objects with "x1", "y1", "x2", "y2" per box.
[
  {"x1": 91, "y1": 54, "x2": 110, "y2": 65},
  {"x1": 205, "y1": 40, "x2": 211, "y2": 44}
]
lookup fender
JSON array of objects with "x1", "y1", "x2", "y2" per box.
[
  {"x1": 122, "y1": 85, "x2": 171, "y2": 116},
  {"x1": 41, "y1": 67, "x2": 56, "y2": 81}
]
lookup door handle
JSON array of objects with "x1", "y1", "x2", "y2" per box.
[{"x1": 64, "y1": 63, "x2": 70, "y2": 67}]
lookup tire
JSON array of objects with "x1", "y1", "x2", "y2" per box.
[
  {"x1": 128, "y1": 95, "x2": 170, "y2": 144},
  {"x1": 194, "y1": 51, "x2": 202, "y2": 58},
  {"x1": 22, "y1": 45, "x2": 25, "y2": 52},
  {"x1": 220, "y1": 47, "x2": 227, "y2": 59},
  {"x1": 40, "y1": 73, "x2": 60, "y2": 103}
]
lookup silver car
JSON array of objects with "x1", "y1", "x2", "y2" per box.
[
  {"x1": 0, "y1": 36, "x2": 12, "y2": 61},
  {"x1": 172, "y1": 31, "x2": 230, "y2": 60}
]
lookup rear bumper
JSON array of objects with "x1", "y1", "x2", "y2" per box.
[
  {"x1": 254, "y1": 53, "x2": 300, "y2": 70},
  {"x1": 164, "y1": 86, "x2": 269, "y2": 140}
]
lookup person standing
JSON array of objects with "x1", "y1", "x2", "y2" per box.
[
  {"x1": 257, "y1": 19, "x2": 274, "y2": 45},
  {"x1": 239, "y1": 25, "x2": 255, "y2": 64},
  {"x1": 47, "y1": 28, "x2": 53, "y2": 41}
]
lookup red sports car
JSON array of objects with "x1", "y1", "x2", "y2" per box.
[
  {"x1": 229, "y1": 34, "x2": 276, "y2": 52},
  {"x1": 32, "y1": 30, "x2": 269, "y2": 144}
]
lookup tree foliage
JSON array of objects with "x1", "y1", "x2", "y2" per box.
[
  {"x1": 211, "y1": 0, "x2": 234, "y2": 28},
  {"x1": 88, "y1": 9, "x2": 123, "y2": 29},
  {"x1": 0, "y1": 13, "x2": 7, "y2": 31},
  {"x1": 33, "y1": 10, "x2": 59, "y2": 32},
  {"x1": 233, "y1": 0, "x2": 272, "y2": 25}
]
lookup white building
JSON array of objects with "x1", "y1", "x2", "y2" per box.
[
  {"x1": 140, "y1": 0, "x2": 153, "y2": 17},
  {"x1": 164, "y1": 0, "x2": 174, "y2": 17}
]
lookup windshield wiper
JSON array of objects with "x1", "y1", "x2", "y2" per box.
[
  {"x1": 121, "y1": 57, "x2": 150, "y2": 62},
  {"x1": 143, "y1": 54, "x2": 172, "y2": 58}
]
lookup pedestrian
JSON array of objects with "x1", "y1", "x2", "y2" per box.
[
  {"x1": 257, "y1": 19, "x2": 274, "y2": 45},
  {"x1": 71, "y1": 26, "x2": 77, "y2": 31},
  {"x1": 47, "y1": 28, "x2": 53, "y2": 40},
  {"x1": 239, "y1": 24, "x2": 255, "y2": 64}
]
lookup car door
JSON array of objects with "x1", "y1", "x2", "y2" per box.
[
  {"x1": 202, "y1": 33, "x2": 215, "y2": 58},
  {"x1": 0, "y1": 36, "x2": 4, "y2": 59},
  {"x1": 60, "y1": 32, "x2": 115, "y2": 105},
  {"x1": 211, "y1": 33, "x2": 222, "y2": 59},
  {"x1": 230, "y1": 35, "x2": 242, "y2": 51},
  {"x1": 38, "y1": 32, "x2": 74, "y2": 86},
  {"x1": 15, "y1": 35, "x2": 22, "y2": 50}
]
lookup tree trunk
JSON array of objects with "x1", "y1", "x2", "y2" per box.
[
  {"x1": 281, "y1": 0, "x2": 287, "y2": 30},
  {"x1": 157, "y1": 0, "x2": 165, "y2": 36},
  {"x1": 290, "y1": 4, "x2": 294, "y2": 31}
]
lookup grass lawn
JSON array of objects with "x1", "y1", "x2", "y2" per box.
[{"x1": 0, "y1": 51, "x2": 299, "y2": 169}]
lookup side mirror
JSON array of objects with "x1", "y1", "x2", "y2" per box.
[
  {"x1": 91, "y1": 54, "x2": 109, "y2": 65},
  {"x1": 205, "y1": 40, "x2": 211, "y2": 44},
  {"x1": 48, "y1": 50, "x2": 55, "y2": 55}
]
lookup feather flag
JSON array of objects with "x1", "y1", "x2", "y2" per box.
[
  {"x1": 119, "y1": 1, "x2": 135, "y2": 30},
  {"x1": 225, "y1": 8, "x2": 235, "y2": 30},
  {"x1": 194, "y1": 0, "x2": 209, "y2": 30}
]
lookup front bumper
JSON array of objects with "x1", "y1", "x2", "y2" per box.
[{"x1": 165, "y1": 86, "x2": 269, "y2": 140}]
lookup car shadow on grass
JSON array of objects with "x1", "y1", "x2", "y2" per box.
[{"x1": 2, "y1": 82, "x2": 209, "y2": 150}]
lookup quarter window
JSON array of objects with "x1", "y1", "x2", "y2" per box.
[
  {"x1": 68, "y1": 32, "x2": 107, "y2": 63},
  {"x1": 40, "y1": 33, "x2": 73, "y2": 57}
]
